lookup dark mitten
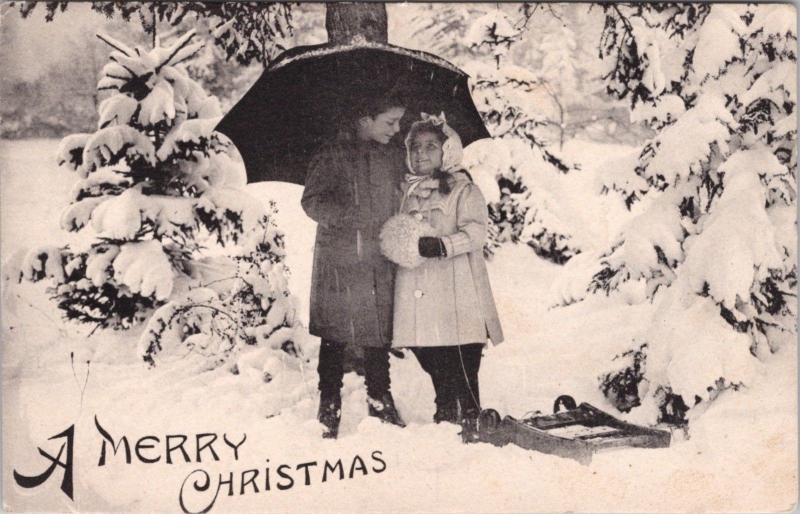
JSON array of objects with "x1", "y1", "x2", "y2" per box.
[{"x1": 418, "y1": 236, "x2": 447, "y2": 258}]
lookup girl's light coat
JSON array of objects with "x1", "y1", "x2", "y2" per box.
[{"x1": 392, "y1": 172, "x2": 504, "y2": 347}]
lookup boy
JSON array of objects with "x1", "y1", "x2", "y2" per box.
[{"x1": 302, "y1": 95, "x2": 407, "y2": 438}]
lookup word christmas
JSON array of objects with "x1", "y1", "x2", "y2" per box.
[{"x1": 179, "y1": 451, "x2": 387, "y2": 513}]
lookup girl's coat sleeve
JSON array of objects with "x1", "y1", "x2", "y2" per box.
[
  {"x1": 301, "y1": 148, "x2": 351, "y2": 228},
  {"x1": 442, "y1": 183, "x2": 487, "y2": 258}
]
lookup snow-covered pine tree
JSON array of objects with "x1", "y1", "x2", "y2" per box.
[
  {"x1": 6, "y1": 31, "x2": 306, "y2": 372},
  {"x1": 459, "y1": 8, "x2": 581, "y2": 263},
  {"x1": 137, "y1": 205, "x2": 308, "y2": 373},
  {"x1": 568, "y1": 4, "x2": 796, "y2": 423},
  {"x1": 25, "y1": 30, "x2": 231, "y2": 329}
]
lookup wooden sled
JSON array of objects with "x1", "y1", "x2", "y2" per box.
[{"x1": 476, "y1": 396, "x2": 671, "y2": 465}]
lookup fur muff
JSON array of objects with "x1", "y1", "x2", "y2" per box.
[{"x1": 379, "y1": 213, "x2": 436, "y2": 269}]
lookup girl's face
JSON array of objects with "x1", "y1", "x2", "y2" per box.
[{"x1": 410, "y1": 132, "x2": 444, "y2": 175}]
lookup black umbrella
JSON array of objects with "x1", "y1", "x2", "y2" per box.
[{"x1": 215, "y1": 42, "x2": 490, "y2": 185}]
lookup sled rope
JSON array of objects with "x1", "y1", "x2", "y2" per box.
[
  {"x1": 452, "y1": 249, "x2": 481, "y2": 414},
  {"x1": 457, "y1": 343, "x2": 480, "y2": 413}
]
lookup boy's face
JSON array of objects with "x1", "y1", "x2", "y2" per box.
[
  {"x1": 410, "y1": 132, "x2": 443, "y2": 175},
  {"x1": 358, "y1": 107, "x2": 405, "y2": 144}
]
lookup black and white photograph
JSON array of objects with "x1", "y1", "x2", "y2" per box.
[{"x1": 1, "y1": 2, "x2": 797, "y2": 512}]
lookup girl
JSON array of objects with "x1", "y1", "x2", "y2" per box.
[{"x1": 387, "y1": 113, "x2": 504, "y2": 435}]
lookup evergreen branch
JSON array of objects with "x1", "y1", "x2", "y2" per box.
[
  {"x1": 611, "y1": 4, "x2": 634, "y2": 33},
  {"x1": 96, "y1": 32, "x2": 133, "y2": 57},
  {"x1": 170, "y1": 47, "x2": 205, "y2": 68},
  {"x1": 178, "y1": 303, "x2": 238, "y2": 325},
  {"x1": 514, "y1": 3, "x2": 539, "y2": 32},
  {"x1": 87, "y1": 322, "x2": 103, "y2": 337},
  {"x1": 116, "y1": 62, "x2": 137, "y2": 76},
  {"x1": 155, "y1": 29, "x2": 198, "y2": 74},
  {"x1": 195, "y1": 276, "x2": 238, "y2": 288},
  {"x1": 545, "y1": 4, "x2": 565, "y2": 25}
]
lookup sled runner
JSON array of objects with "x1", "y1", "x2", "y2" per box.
[{"x1": 476, "y1": 396, "x2": 671, "y2": 465}]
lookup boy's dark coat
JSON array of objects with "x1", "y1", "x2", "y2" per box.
[{"x1": 302, "y1": 139, "x2": 405, "y2": 347}]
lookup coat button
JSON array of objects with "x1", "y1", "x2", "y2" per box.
[{"x1": 414, "y1": 289, "x2": 423, "y2": 299}]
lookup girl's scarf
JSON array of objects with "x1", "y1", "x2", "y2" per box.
[{"x1": 404, "y1": 173, "x2": 441, "y2": 199}]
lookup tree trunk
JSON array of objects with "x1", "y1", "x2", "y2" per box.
[
  {"x1": 325, "y1": 3, "x2": 388, "y2": 44},
  {"x1": 322, "y1": 3, "x2": 389, "y2": 378}
]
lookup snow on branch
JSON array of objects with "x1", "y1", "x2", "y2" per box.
[
  {"x1": 96, "y1": 31, "x2": 135, "y2": 57},
  {"x1": 57, "y1": 133, "x2": 91, "y2": 171},
  {"x1": 81, "y1": 125, "x2": 156, "y2": 175},
  {"x1": 155, "y1": 29, "x2": 202, "y2": 73}
]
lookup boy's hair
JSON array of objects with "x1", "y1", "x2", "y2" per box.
[{"x1": 352, "y1": 93, "x2": 406, "y2": 121}]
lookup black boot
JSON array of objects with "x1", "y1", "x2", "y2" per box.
[
  {"x1": 367, "y1": 393, "x2": 406, "y2": 428},
  {"x1": 433, "y1": 399, "x2": 459, "y2": 424},
  {"x1": 318, "y1": 393, "x2": 342, "y2": 439},
  {"x1": 454, "y1": 344, "x2": 483, "y2": 442},
  {"x1": 317, "y1": 340, "x2": 345, "y2": 439},
  {"x1": 363, "y1": 347, "x2": 405, "y2": 427},
  {"x1": 433, "y1": 377, "x2": 459, "y2": 424},
  {"x1": 457, "y1": 399, "x2": 482, "y2": 444},
  {"x1": 459, "y1": 416, "x2": 480, "y2": 443}
]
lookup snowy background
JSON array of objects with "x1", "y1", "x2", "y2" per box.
[{"x1": 1, "y1": 3, "x2": 797, "y2": 513}]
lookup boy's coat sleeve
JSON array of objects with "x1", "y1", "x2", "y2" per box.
[{"x1": 301, "y1": 146, "x2": 351, "y2": 228}]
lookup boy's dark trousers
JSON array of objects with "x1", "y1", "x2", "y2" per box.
[
  {"x1": 411, "y1": 343, "x2": 484, "y2": 423},
  {"x1": 317, "y1": 338, "x2": 404, "y2": 437},
  {"x1": 317, "y1": 339, "x2": 391, "y2": 400}
]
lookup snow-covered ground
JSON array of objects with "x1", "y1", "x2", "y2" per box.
[{"x1": 2, "y1": 138, "x2": 796, "y2": 513}]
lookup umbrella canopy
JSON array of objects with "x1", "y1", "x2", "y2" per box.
[{"x1": 215, "y1": 41, "x2": 490, "y2": 185}]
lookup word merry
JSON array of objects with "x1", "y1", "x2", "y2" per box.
[{"x1": 95, "y1": 417, "x2": 246, "y2": 466}]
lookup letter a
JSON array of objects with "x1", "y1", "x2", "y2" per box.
[{"x1": 13, "y1": 425, "x2": 75, "y2": 500}]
